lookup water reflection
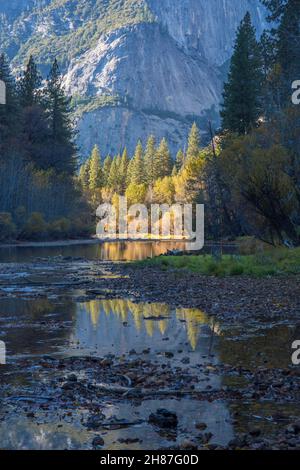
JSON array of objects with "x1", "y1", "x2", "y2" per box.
[
  {"x1": 0, "y1": 241, "x2": 187, "y2": 263},
  {"x1": 72, "y1": 299, "x2": 222, "y2": 357},
  {"x1": 0, "y1": 240, "x2": 237, "y2": 263},
  {"x1": 0, "y1": 294, "x2": 293, "y2": 449}
]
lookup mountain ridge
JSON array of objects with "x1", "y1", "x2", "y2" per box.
[{"x1": 0, "y1": 0, "x2": 267, "y2": 157}]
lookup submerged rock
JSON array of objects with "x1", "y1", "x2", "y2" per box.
[
  {"x1": 92, "y1": 436, "x2": 105, "y2": 447},
  {"x1": 149, "y1": 409, "x2": 178, "y2": 429}
]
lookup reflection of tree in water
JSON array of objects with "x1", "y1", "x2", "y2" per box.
[
  {"x1": 81, "y1": 299, "x2": 222, "y2": 350},
  {"x1": 98, "y1": 241, "x2": 187, "y2": 261}
]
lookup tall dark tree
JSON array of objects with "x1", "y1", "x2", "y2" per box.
[
  {"x1": 262, "y1": 0, "x2": 300, "y2": 106},
  {"x1": 18, "y1": 55, "x2": 42, "y2": 108},
  {"x1": 44, "y1": 59, "x2": 76, "y2": 174},
  {"x1": 221, "y1": 12, "x2": 264, "y2": 135},
  {"x1": 0, "y1": 53, "x2": 20, "y2": 153},
  {"x1": 17, "y1": 55, "x2": 49, "y2": 169}
]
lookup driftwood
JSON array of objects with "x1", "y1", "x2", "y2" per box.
[{"x1": 94, "y1": 382, "x2": 219, "y2": 397}]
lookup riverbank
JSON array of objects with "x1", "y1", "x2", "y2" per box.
[
  {"x1": 136, "y1": 247, "x2": 300, "y2": 278},
  {"x1": 0, "y1": 253, "x2": 299, "y2": 450},
  {"x1": 0, "y1": 238, "x2": 99, "y2": 248}
]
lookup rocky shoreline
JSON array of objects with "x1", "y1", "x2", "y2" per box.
[{"x1": 0, "y1": 256, "x2": 300, "y2": 450}]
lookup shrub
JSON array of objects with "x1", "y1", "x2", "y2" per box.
[
  {"x1": 229, "y1": 264, "x2": 244, "y2": 276},
  {"x1": 48, "y1": 218, "x2": 71, "y2": 239},
  {"x1": 0, "y1": 213, "x2": 16, "y2": 241},
  {"x1": 22, "y1": 212, "x2": 48, "y2": 240}
]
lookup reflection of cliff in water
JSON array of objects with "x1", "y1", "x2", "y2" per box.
[{"x1": 73, "y1": 299, "x2": 222, "y2": 356}]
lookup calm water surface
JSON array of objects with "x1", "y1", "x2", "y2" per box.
[{"x1": 0, "y1": 240, "x2": 237, "y2": 263}]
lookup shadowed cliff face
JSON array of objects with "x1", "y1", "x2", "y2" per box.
[
  {"x1": 146, "y1": 0, "x2": 266, "y2": 65},
  {"x1": 0, "y1": 0, "x2": 266, "y2": 157}
]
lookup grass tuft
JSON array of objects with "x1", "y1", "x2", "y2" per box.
[{"x1": 135, "y1": 247, "x2": 300, "y2": 278}]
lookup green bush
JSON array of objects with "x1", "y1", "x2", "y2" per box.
[
  {"x1": 22, "y1": 212, "x2": 48, "y2": 240},
  {"x1": 229, "y1": 264, "x2": 244, "y2": 276},
  {"x1": 48, "y1": 218, "x2": 71, "y2": 239},
  {"x1": 0, "y1": 213, "x2": 17, "y2": 241}
]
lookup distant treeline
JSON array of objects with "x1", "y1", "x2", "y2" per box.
[
  {"x1": 1, "y1": 0, "x2": 300, "y2": 245},
  {"x1": 0, "y1": 55, "x2": 90, "y2": 241}
]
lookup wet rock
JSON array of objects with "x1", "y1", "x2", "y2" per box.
[
  {"x1": 67, "y1": 374, "x2": 78, "y2": 382},
  {"x1": 165, "y1": 352, "x2": 174, "y2": 358},
  {"x1": 129, "y1": 349, "x2": 136, "y2": 355},
  {"x1": 118, "y1": 438, "x2": 141, "y2": 444},
  {"x1": 198, "y1": 432, "x2": 213, "y2": 444},
  {"x1": 61, "y1": 382, "x2": 76, "y2": 390},
  {"x1": 228, "y1": 437, "x2": 244, "y2": 449},
  {"x1": 92, "y1": 436, "x2": 104, "y2": 447},
  {"x1": 195, "y1": 422, "x2": 207, "y2": 431},
  {"x1": 249, "y1": 427, "x2": 261, "y2": 437},
  {"x1": 85, "y1": 413, "x2": 106, "y2": 430},
  {"x1": 180, "y1": 441, "x2": 198, "y2": 450},
  {"x1": 181, "y1": 357, "x2": 190, "y2": 364},
  {"x1": 149, "y1": 409, "x2": 178, "y2": 429},
  {"x1": 292, "y1": 420, "x2": 300, "y2": 434}
]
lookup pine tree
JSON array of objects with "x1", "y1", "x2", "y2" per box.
[
  {"x1": 108, "y1": 156, "x2": 120, "y2": 192},
  {"x1": 144, "y1": 135, "x2": 158, "y2": 186},
  {"x1": 259, "y1": 31, "x2": 277, "y2": 116},
  {"x1": 44, "y1": 59, "x2": 76, "y2": 173},
  {"x1": 18, "y1": 55, "x2": 49, "y2": 170},
  {"x1": 270, "y1": 0, "x2": 300, "y2": 106},
  {"x1": 103, "y1": 155, "x2": 112, "y2": 187},
  {"x1": 175, "y1": 148, "x2": 185, "y2": 172},
  {"x1": 128, "y1": 140, "x2": 145, "y2": 185},
  {"x1": 0, "y1": 53, "x2": 20, "y2": 151},
  {"x1": 186, "y1": 123, "x2": 201, "y2": 162},
  {"x1": 119, "y1": 148, "x2": 129, "y2": 193},
  {"x1": 18, "y1": 55, "x2": 42, "y2": 108},
  {"x1": 79, "y1": 160, "x2": 90, "y2": 190},
  {"x1": 221, "y1": 12, "x2": 264, "y2": 134},
  {"x1": 89, "y1": 145, "x2": 102, "y2": 191},
  {"x1": 156, "y1": 138, "x2": 172, "y2": 179}
]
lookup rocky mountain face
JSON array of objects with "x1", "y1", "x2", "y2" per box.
[{"x1": 0, "y1": 0, "x2": 267, "y2": 157}]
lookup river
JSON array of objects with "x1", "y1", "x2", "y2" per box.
[{"x1": 0, "y1": 241, "x2": 298, "y2": 450}]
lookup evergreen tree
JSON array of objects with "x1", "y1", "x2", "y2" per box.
[
  {"x1": 0, "y1": 53, "x2": 20, "y2": 151},
  {"x1": 44, "y1": 59, "x2": 76, "y2": 173},
  {"x1": 18, "y1": 55, "x2": 42, "y2": 108},
  {"x1": 108, "y1": 156, "x2": 120, "y2": 192},
  {"x1": 186, "y1": 123, "x2": 201, "y2": 162},
  {"x1": 156, "y1": 138, "x2": 172, "y2": 179},
  {"x1": 119, "y1": 148, "x2": 129, "y2": 193},
  {"x1": 79, "y1": 160, "x2": 90, "y2": 191},
  {"x1": 115, "y1": 154, "x2": 122, "y2": 192},
  {"x1": 175, "y1": 148, "x2": 185, "y2": 172},
  {"x1": 263, "y1": 0, "x2": 300, "y2": 106},
  {"x1": 144, "y1": 135, "x2": 158, "y2": 186},
  {"x1": 128, "y1": 140, "x2": 145, "y2": 185},
  {"x1": 102, "y1": 155, "x2": 112, "y2": 187},
  {"x1": 259, "y1": 31, "x2": 278, "y2": 115},
  {"x1": 18, "y1": 56, "x2": 49, "y2": 170},
  {"x1": 89, "y1": 145, "x2": 102, "y2": 191},
  {"x1": 221, "y1": 12, "x2": 264, "y2": 134}
]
